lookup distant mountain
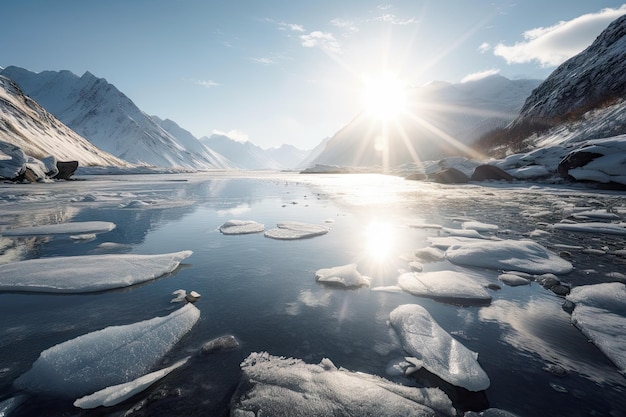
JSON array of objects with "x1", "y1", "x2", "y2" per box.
[
  {"x1": 307, "y1": 74, "x2": 541, "y2": 169},
  {"x1": 199, "y1": 134, "x2": 308, "y2": 170},
  {"x1": 0, "y1": 75, "x2": 128, "y2": 167},
  {"x1": 0, "y1": 66, "x2": 229, "y2": 169},
  {"x1": 476, "y1": 14, "x2": 626, "y2": 157},
  {"x1": 151, "y1": 116, "x2": 234, "y2": 169}
]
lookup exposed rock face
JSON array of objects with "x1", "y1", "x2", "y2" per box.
[
  {"x1": 514, "y1": 14, "x2": 626, "y2": 125},
  {"x1": 470, "y1": 165, "x2": 514, "y2": 181},
  {"x1": 430, "y1": 168, "x2": 470, "y2": 184}
]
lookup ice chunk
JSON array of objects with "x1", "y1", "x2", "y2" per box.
[
  {"x1": 498, "y1": 273, "x2": 531, "y2": 287},
  {"x1": 566, "y1": 282, "x2": 626, "y2": 374},
  {"x1": 398, "y1": 271, "x2": 492, "y2": 305},
  {"x1": 414, "y1": 246, "x2": 446, "y2": 262},
  {"x1": 390, "y1": 304, "x2": 490, "y2": 391},
  {"x1": 372, "y1": 285, "x2": 403, "y2": 293},
  {"x1": 219, "y1": 219, "x2": 264, "y2": 235},
  {"x1": 0, "y1": 251, "x2": 192, "y2": 293},
  {"x1": 442, "y1": 228, "x2": 486, "y2": 239},
  {"x1": 462, "y1": 221, "x2": 499, "y2": 232},
  {"x1": 428, "y1": 236, "x2": 491, "y2": 250},
  {"x1": 551, "y1": 222, "x2": 626, "y2": 235},
  {"x1": 73, "y1": 357, "x2": 190, "y2": 409},
  {"x1": 446, "y1": 239, "x2": 573, "y2": 275},
  {"x1": 1, "y1": 221, "x2": 116, "y2": 237},
  {"x1": 315, "y1": 263, "x2": 370, "y2": 288},
  {"x1": 15, "y1": 304, "x2": 200, "y2": 397},
  {"x1": 264, "y1": 221, "x2": 329, "y2": 240},
  {"x1": 231, "y1": 352, "x2": 455, "y2": 417}
]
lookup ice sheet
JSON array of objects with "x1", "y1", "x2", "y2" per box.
[
  {"x1": 264, "y1": 221, "x2": 330, "y2": 240},
  {"x1": 446, "y1": 239, "x2": 573, "y2": 274},
  {"x1": 390, "y1": 304, "x2": 490, "y2": 391},
  {"x1": 0, "y1": 251, "x2": 192, "y2": 293},
  {"x1": 1, "y1": 221, "x2": 116, "y2": 236},
  {"x1": 566, "y1": 282, "x2": 626, "y2": 374},
  {"x1": 219, "y1": 219, "x2": 264, "y2": 235},
  {"x1": 74, "y1": 357, "x2": 190, "y2": 409},
  {"x1": 315, "y1": 263, "x2": 370, "y2": 288},
  {"x1": 230, "y1": 352, "x2": 455, "y2": 417},
  {"x1": 552, "y1": 222, "x2": 626, "y2": 235},
  {"x1": 398, "y1": 271, "x2": 492, "y2": 304},
  {"x1": 15, "y1": 304, "x2": 200, "y2": 397}
]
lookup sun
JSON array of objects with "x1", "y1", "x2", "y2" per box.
[{"x1": 361, "y1": 73, "x2": 408, "y2": 121}]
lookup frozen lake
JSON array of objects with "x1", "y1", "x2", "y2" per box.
[{"x1": 1, "y1": 171, "x2": 625, "y2": 416}]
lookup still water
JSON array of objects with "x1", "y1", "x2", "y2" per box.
[{"x1": 0, "y1": 172, "x2": 625, "y2": 416}]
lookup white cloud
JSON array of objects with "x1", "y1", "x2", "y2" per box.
[
  {"x1": 375, "y1": 13, "x2": 416, "y2": 25},
  {"x1": 300, "y1": 31, "x2": 342, "y2": 53},
  {"x1": 478, "y1": 42, "x2": 491, "y2": 53},
  {"x1": 278, "y1": 22, "x2": 305, "y2": 32},
  {"x1": 461, "y1": 68, "x2": 501, "y2": 83},
  {"x1": 212, "y1": 129, "x2": 249, "y2": 142},
  {"x1": 250, "y1": 57, "x2": 276, "y2": 65},
  {"x1": 494, "y1": 5, "x2": 626, "y2": 67},
  {"x1": 329, "y1": 18, "x2": 359, "y2": 35},
  {"x1": 196, "y1": 80, "x2": 220, "y2": 88}
]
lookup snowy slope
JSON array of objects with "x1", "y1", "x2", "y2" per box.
[
  {"x1": 307, "y1": 75, "x2": 540, "y2": 168},
  {"x1": 0, "y1": 75, "x2": 128, "y2": 167},
  {"x1": 1, "y1": 67, "x2": 226, "y2": 169}
]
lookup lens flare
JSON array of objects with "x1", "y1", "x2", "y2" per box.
[{"x1": 364, "y1": 221, "x2": 396, "y2": 262}]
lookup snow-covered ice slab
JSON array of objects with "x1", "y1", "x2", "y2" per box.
[
  {"x1": 74, "y1": 357, "x2": 190, "y2": 409},
  {"x1": 15, "y1": 303, "x2": 200, "y2": 397},
  {"x1": 231, "y1": 352, "x2": 455, "y2": 417},
  {"x1": 264, "y1": 221, "x2": 329, "y2": 240},
  {"x1": 219, "y1": 219, "x2": 264, "y2": 235},
  {"x1": 315, "y1": 263, "x2": 370, "y2": 288},
  {"x1": 0, "y1": 250, "x2": 192, "y2": 293},
  {"x1": 552, "y1": 222, "x2": 626, "y2": 235},
  {"x1": 566, "y1": 282, "x2": 626, "y2": 374},
  {"x1": 398, "y1": 271, "x2": 492, "y2": 305},
  {"x1": 1, "y1": 221, "x2": 116, "y2": 237},
  {"x1": 446, "y1": 239, "x2": 573, "y2": 275},
  {"x1": 390, "y1": 304, "x2": 490, "y2": 391},
  {"x1": 462, "y1": 221, "x2": 499, "y2": 232}
]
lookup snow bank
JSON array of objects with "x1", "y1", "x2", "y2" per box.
[
  {"x1": 1, "y1": 221, "x2": 116, "y2": 237},
  {"x1": 398, "y1": 271, "x2": 492, "y2": 305},
  {"x1": 389, "y1": 304, "x2": 490, "y2": 391},
  {"x1": 265, "y1": 221, "x2": 329, "y2": 240},
  {"x1": 15, "y1": 303, "x2": 200, "y2": 397},
  {"x1": 219, "y1": 219, "x2": 264, "y2": 235},
  {"x1": 231, "y1": 352, "x2": 455, "y2": 417},
  {"x1": 0, "y1": 251, "x2": 192, "y2": 293},
  {"x1": 566, "y1": 282, "x2": 626, "y2": 374},
  {"x1": 315, "y1": 263, "x2": 370, "y2": 288},
  {"x1": 74, "y1": 357, "x2": 190, "y2": 409},
  {"x1": 446, "y1": 240, "x2": 573, "y2": 275}
]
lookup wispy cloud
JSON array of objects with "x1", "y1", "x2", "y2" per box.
[
  {"x1": 493, "y1": 5, "x2": 626, "y2": 67},
  {"x1": 300, "y1": 31, "x2": 342, "y2": 53},
  {"x1": 375, "y1": 13, "x2": 417, "y2": 25},
  {"x1": 461, "y1": 68, "x2": 500, "y2": 83},
  {"x1": 196, "y1": 79, "x2": 220, "y2": 88},
  {"x1": 478, "y1": 42, "x2": 491, "y2": 53},
  {"x1": 250, "y1": 57, "x2": 276, "y2": 65},
  {"x1": 212, "y1": 129, "x2": 249, "y2": 142},
  {"x1": 329, "y1": 18, "x2": 359, "y2": 35},
  {"x1": 278, "y1": 21, "x2": 305, "y2": 32}
]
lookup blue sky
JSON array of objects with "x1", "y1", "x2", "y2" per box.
[{"x1": 2, "y1": 1, "x2": 625, "y2": 149}]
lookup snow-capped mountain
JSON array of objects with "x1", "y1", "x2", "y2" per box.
[
  {"x1": 0, "y1": 75, "x2": 128, "y2": 167},
  {"x1": 0, "y1": 66, "x2": 229, "y2": 169},
  {"x1": 151, "y1": 116, "x2": 234, "y2": 169},
  {"x1": 306, "y1": 75, "x2": 541, "y2": 169},
  {"x1": 199, "y1": 134, "x2": 308, "y2": 170}
]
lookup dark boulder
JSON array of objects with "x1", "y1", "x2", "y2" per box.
[
  {"x1": 430, "y1": 168, "x2": 470, "y2": 184},
  {"x1": 471, "y1": 164, "x2": 514, "y2": 181},
  {"x1": 405, "y1": 172, "x2": 427, "y2": 181},
  {"x1": 53, "y1": 161, "x2": 79, "y2": 180},
  {"x1": 557, "y1": 151, "x2": 603, "y2": 178}
]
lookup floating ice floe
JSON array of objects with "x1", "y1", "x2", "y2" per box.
[
  {"x1": 446, "y1": 239, "x2": 573, "y2": 275},
  {"x1": 264, "y1": 221, "x2": 329, "y2": 240},
  {"x1": 15, "y1": 303, "x2": 200, "y2": 397},
  {"x1": 398, "y1": 271, "x2": 492, "y2": 305},
  {"x1": 390, "y1": 304, "x2": 490, "y2": 392},
  {"x1": 551, "y1": 222, "x2": 626, "y2": 235},
  {"x1": 566, "y1": 282, "x2": 626, "y2": 374},
  {"x1": 219, "y1": 219, "x2": 265, "y2": 235},
  {"x1": 428, "y1": 236, "x2": 491, "y2": 250},
  {"x1": 0, "y1": 250, "x2": 192, "y2": 293},
  {"x1": 414, "y1": 246, "x2": 446, "y2": 262},
  {"x1": 498, "y1": 273, "x2": 531, "y2": 287},
  {"x1": 442, "y1": 228, "x2": 486, "y2": 239},
  {"x1": 231, "y1": 352, "x2": 455, "y2": 417},
  {"x1": 0, "y1": 221, "x2": 116, "y2": 237},
  {"x1": 462, "y1": 221, "x2": 499, "y2": 232},
  {"x1": 74, "y1": 357, "x2": 190, "y2": 409},
  {"x1": 572, "y1": 210, "x2": 621, "y2": 220},
  {"x1": 315, "y1": 263, "x2": 370, "y2": 288}
]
